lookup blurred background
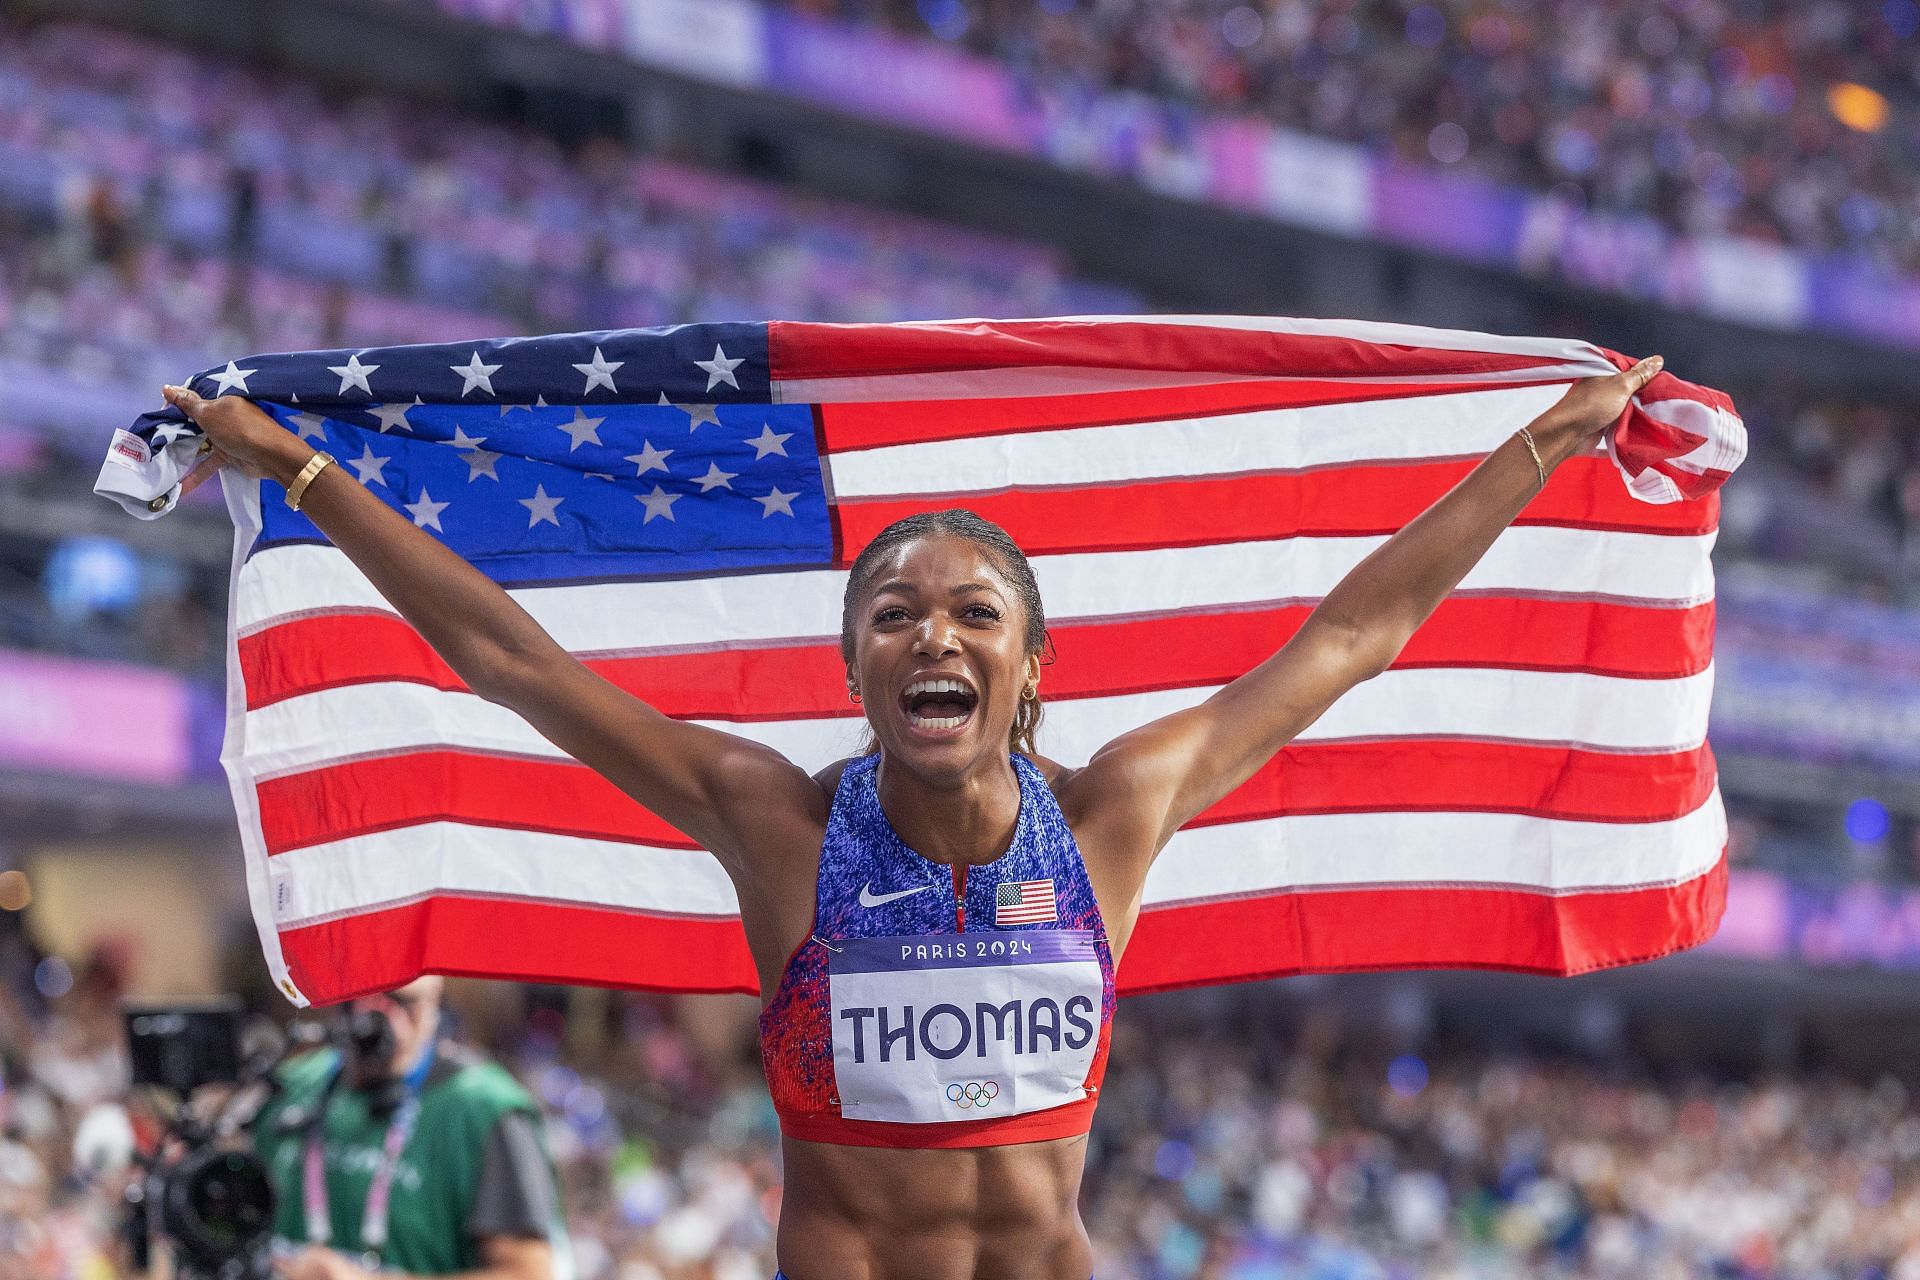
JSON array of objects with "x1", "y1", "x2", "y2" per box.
[{"x1": 2, "y1": 0, "x2": 1919, "y2": 1275}]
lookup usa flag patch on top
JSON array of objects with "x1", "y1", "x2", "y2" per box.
[{"x1": 997, "y1": 879, "x2": 1058, "y2": 926}]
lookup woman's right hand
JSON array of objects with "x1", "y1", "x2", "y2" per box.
[{"x1": 161, "y1": 383, "x2": 313, "y2": 486}]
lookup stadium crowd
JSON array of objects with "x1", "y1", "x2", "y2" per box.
[
  {"x1": 0, "y1": 16, "x2": 1131, "y2": 389},
  {"x1": 6, "y1": 922, "x2": 1920, "y2": 1280},
  {"x1": 783, "y1": 0, "x2": 1920, "y2": 274}
]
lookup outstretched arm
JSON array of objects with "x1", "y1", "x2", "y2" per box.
[
  {"x1": 161, "y1": 385, "x2": 826, "y2": 875},
  {"x1": 1066, "y1": 355, "x2": 1666, "y2": 879}
]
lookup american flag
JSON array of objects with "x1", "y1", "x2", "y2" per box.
[
  {"x1": 100, "y1": 316, "x2": 1745, "y2": 1008},
  {"x1": 997, "y1": 880, "x2": 1060, "y2": 927}
]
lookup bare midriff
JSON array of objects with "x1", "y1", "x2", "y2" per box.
[{"x1": 775, "y1": 1133, "x2": 1095, "y2": 1280}]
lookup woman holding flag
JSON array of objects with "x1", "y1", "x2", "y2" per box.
[{"x1": 162, "y1": 352, "x2": 1662, "y2": 1280}]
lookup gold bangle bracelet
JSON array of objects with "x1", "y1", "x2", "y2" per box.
[
  {"x1": 285, "y1": 451, "x2": 335, "y2": 511},
  {"x1": 1515, "y1": 426, "x2": 1547, "y2": 492}
]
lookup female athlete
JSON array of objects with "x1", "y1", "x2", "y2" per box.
[{"x1": 163, "y1": 351, "x2": 1663, "y2": 1280}]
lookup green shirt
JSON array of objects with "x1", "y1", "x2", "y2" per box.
[{"x1": 251, "y1": 1045, "x2": 554, "y2": 1275}]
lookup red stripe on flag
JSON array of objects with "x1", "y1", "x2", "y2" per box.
[
  {"x1": 771, "y1": 319, "x2": 1575, "y2": 383},
  {"x1": 239, "y1": 596, "x2": 1714, "y2": 712},
  {"x1": 278, "y1": 897, "x2": 758, "y2": 1005},
  {"x1": 816, "y1": 377, "x2": 1568, "y2": 453},
  {"x1": 1119, "y1": 853, "x2": 1728, "y2": 990},
  {"x1": 274, "y1": 853, "x2": 1728, "y2": 1005},
  {"x1": 255, "y1": 740, "x2": 1714, "y2": 856},
  {"x1": 1193, "y1": 740, "x2": 1717, "y2": 828},
  {"x1": 257, "y1": 750, "x2": 696, "y2": 854},
  {"x1": 833, "y1": 457, "x2": 1718, "y2": 561}
]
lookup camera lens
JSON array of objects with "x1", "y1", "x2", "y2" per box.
[
  {"x1": 162, "y1": 1147, "x2": 275, "y2": 1264},
  {"x1": 348, "y1": 1007, "x2": 396, "y2": 1063}
]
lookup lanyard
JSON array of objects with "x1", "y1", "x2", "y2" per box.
[{"x1": 300, "y1": 1041, "x2": 435, "y2": 1264}]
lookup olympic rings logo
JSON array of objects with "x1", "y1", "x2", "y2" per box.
[{"x1": 945, "y1": 1080, "x2": 1001, "y2": 1109}]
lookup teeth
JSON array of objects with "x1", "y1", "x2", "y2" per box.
[
  {"x1": 909, "y1": 710, "x2": 970, "y2": 730},
  {"x1": 903, "y1": 678, "x2": 974, "y2": 700}
]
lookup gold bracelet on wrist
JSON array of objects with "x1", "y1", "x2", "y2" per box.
[
  {"x1": 1515, "y1": 425, "x2": 1547, "y2": 492},
  {"x1": 285, "y1": 451, "x2": 335, "y2": 511}
]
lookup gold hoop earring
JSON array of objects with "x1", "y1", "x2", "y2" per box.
[
  {"x1": 849, "y1": 687, "x2": 862, "y2": 704},
  {"x1": 1022, "y1": 684, "x2": 1038, "y2": 701}
]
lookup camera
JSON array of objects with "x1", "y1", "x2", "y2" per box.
[{"x1": 120, "y1": 1000, "x2": 299, "y2": 1280}]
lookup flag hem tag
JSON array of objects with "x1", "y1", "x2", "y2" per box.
[
  {"x1": 270, "y1": 863, "x2": 295, "y2": 921},
  {"x1": 105, "y1": 429, "x2": 151, "y2": 469}
]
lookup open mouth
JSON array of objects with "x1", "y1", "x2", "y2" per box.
[{"x1": 900, "y1": 677, "x2": 980, "y2": 732}]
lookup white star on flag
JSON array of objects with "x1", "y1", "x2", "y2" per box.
[
  {"x1": 451, "y1": 351, "x2": 503, "y2": 397},
  {"x1": 745, "y1": 423, "x2": 792, "y2": 459},
  {"x1": 346, "y1": 445, "x2": 391, "y2": 486},
  {"x1": 448, "y1": 427, "x2": 488, "y2": 451},
  {"x1": 694, "y1": 462, "x2": 738, "y2": 492},
  {"x1": 693, "y1": 344, "x2": 744, "y2": 392},
  {"x1": 459, "y1": 447, "x2": 502, "y2": 482},
  {"x1": 556, "y1": 408, "x2": 605, "y2": 452},
  {"x1": 151, "y1": 422, "x2": 195, "y2": 447},
  {"x1": 326, "y1": 354, "x2": 379, "y2": 396},
  {"x1": 572, "y1": 347, "x2": 624, "y2": 395},
  {"x1": 404, "y1": 488, "x2": 449, "y2": 531},
  {"x1": 754, "y1": 486, "x2": 798, "y2": 518},
  {"x1": 289, "y1": 413, "x2": 329, "y2": 443},
  {"x1": 518, "y1": 484, "x2": 565, "y2": 528},
  {"x1": 658, "y1": 392, "x2": 720, "y2": 432},
  {"x1": 369, "y1": 398, "x2": 420, "y2": 433},
  {"x1": 209, "y1": 360, "x2": 258, "y2": 395},
  {"x1": 636, "y1": 485, "x2": 681, "y2": 523},
  {"x1": 624, "y1": 440, "x2": 673, "y2": 476}
]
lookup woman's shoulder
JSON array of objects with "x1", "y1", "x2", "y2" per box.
[
  {"x1": 1019, "y1": 751, "x2": 1080, "y2": 795},
  {"x1": 810, "y1": 755, "x2": 864, "y2": 805}
]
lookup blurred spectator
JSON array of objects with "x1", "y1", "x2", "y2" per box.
[{"x1": 250, "y1": 977, "x2": 563, "y2": 1280}]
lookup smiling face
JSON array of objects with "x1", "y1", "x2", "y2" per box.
[{"x1": 846, "y1": 533, "x2": 1043, "y2": 779}]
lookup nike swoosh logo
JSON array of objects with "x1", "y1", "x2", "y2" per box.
[{"x1": 859, "y1": 882, "x2": 933, "y2": 909}]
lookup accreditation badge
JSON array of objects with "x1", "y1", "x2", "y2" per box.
[{"x1": 826, "y1": 930, "x2": 1102, "y2": 1124}]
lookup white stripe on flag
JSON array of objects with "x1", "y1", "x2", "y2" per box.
[
  {"x1": 825, "y1": 383, "x2": 1568, "y2": 494},
  {"x1": 1144, "y1": 785, "x2": 1726, "y2": 907},
  {"x1": 242, "y1": 662, "x2": 1714, "y2": 781},
  {"x1": 235, "y1": 527, "x2": 1716, "y2": 649},
  {"x1": 270, "y1": 823, "x2": 741, "y2": 927}
]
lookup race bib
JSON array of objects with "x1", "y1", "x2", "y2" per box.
[{"x1": 827, "y1": 930, "x2": 1102, "y2": 1124}]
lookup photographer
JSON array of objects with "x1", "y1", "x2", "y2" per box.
[{"x1": 250, "y1": 977, "x2": 562, "y2": 1280}]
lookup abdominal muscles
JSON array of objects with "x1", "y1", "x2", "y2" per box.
[{"x1": 776, "y1": 1134, "x2": 1094, "y2": 1280}]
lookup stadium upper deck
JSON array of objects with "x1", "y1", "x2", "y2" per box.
[{"x1": 786, "y1": 0, "x2": 1920, "y2": 271}]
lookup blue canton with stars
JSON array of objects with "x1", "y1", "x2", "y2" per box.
[{"x1": 133, "y1": 323, "x2": 834, "y2": 586}]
